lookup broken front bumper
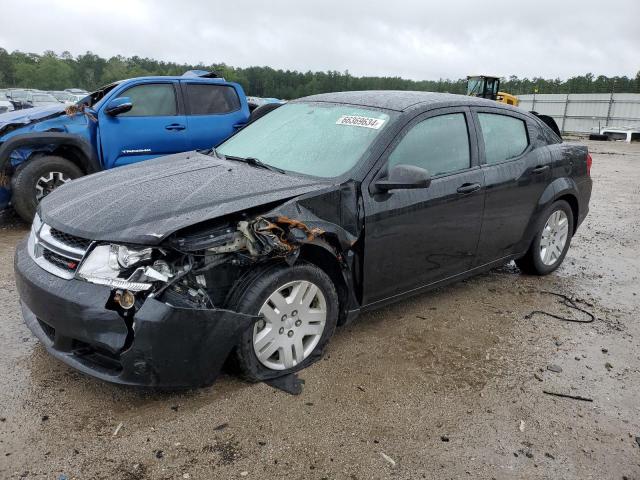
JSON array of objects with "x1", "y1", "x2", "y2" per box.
[{"x1": 14, "y1": 239, "x2": 258, "y2": 388}]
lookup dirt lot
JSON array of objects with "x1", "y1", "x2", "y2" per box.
[{"x1": 0, "y1": 140, "x2": 638, "y2": 480}]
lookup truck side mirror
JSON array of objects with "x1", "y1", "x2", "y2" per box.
[{"x1": 105, "y1": 97, "x2": 133, "y2": 116}]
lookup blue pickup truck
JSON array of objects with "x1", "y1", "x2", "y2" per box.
[{"x1": 0, "y1": 71, "x2": 277, "y2": 222}]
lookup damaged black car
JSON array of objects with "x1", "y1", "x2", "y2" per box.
[{"x1": 14, "y1": 91, "x2": 592, "y2": 387}]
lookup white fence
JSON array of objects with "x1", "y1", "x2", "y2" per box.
[{"x1": 517, "y1": 93, "x2": 640, "y2": 134}]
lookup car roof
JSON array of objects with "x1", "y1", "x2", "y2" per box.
[
  {"x1": 116, "y1": 75, "x2": 231, "y2": 84},
  {"x1": 297, "y1": 90, "x2": 504, "y2": 112}
]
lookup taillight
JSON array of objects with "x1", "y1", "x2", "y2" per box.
[{"x1": 586, "y1": 152, "x2": 592, "y2": 176}]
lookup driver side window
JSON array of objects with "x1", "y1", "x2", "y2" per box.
[
  {"x1": 388, "y1": 113, "x2": 470, "y2": 176},
  {"x1": 118, "y1": 83, "x2": 177, "y2": 117}
]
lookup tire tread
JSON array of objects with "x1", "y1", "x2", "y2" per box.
[{"x1": 11, "y1": 155, "x2": 82, "y2": 222}]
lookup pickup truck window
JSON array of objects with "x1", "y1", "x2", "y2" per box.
[
  {"x1": 118, "y1": 83, "x2": 177, "y2": 117},
  {"x1": 184, "y1": 84, "x2": 240, "y2": 115},
  {"x1": 217, "y1": 102, "x2": 393, "y2": 178},
  {"x1": 478, "y1": 113, "x2": 528, "y2": 164},
  {"x1": 389, "y1": 113, "x2": 470, "y2": 176}
]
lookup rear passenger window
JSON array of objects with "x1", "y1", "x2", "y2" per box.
[
  {"x1": 388, "y1": 113, "x2": 470, "y2": 176},
  {"x1": 184, "y1": 84, "x2": 241, "y2": 115},
  {"x1": 478, "y1": 113, "x2": 529, "y2": 164},
  {"x1": 118, "y1": 83, "x2": 177, "y2": 117}
]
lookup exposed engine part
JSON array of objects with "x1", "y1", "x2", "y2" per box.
[
  {"x1": 203, "y1": 216, "x2": 325, "y2": 258},
  {"x1": 206, "y1": 231, "x2": 250, "y2": 254},
  {"x1": 127, "y1": 215, "x2": 330, "y2": 311},
  {"x1": 163, "y1": 283, "x2": 211, "y2": 308},
  {"x1": 143, "y1": 266, "x2": 171, "y2": 282},
  {"x1": 152, "y1": 260, "x2": 173, "y2": 278}
]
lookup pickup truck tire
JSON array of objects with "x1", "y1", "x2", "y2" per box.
[
  {"x1": 229, "y1": 261, "x2": 338, "y2": 382},
  {"x1": 516, "y1": 200, "x2": 574, "y2": 275},
  {"x1": 11, "y1": 155, "x2": 83, "y2": 222},
  {"x1": 248, "y1": 103, "x2": 281, "y2": 124}
]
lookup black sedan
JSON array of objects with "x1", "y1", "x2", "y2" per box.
[{"x1": 14, "y1": 91, "x2": 592, "y2": 387}]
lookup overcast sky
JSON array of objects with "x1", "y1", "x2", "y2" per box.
[{"x1": 1, "y1": 0, "x2": 638, "y2": 80}]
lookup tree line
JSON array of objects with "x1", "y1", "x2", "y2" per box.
[{"x1": 1, "y1": 49, "x2": 638, "y2": 98}]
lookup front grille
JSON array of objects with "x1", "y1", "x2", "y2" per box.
[
  {"x1": 43, "y1": 249, "x2": 79, "y2": 273},
  {"x1": 49, "y1": 228, "x2": 93, "y2": 250},
  {"x1": 28, "y1": 217, "x2": 92, "y2": 280}
]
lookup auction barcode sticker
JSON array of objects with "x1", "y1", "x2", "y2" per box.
[{"x1": 336, "y1": 115, "x2": 386, "y2": 129}]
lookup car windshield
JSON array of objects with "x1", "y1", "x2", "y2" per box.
[{"x1": 217, "y1": 102, "x2": 393, "y2": 178}]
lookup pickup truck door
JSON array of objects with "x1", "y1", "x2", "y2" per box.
[
  {"x1": 180, "y1": 81, "x2": 251, "y2": 150},
  {"x1": 98, "y1": 81, "x2": 188, "y2": 168}
]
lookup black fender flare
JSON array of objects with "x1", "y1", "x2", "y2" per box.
[
  {"x1": 515, "y1": 177, "x2": 580, "y2": 255},
  {"x1": 0, "y1": 132, "x2": 101, "y2": 174}
]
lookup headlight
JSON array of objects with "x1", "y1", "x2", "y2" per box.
[
  {"x1": 76, "y1": 244, "x2": 155, "y2": 291},
  {"x1": 115, "y1": 245, "x2": 153, "y2": 268}
]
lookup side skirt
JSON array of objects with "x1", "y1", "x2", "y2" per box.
[{"x1": 358, "y1": 254, "x2": 520, "y2": 314}]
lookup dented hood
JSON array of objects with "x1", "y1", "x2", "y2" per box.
[
  {"x1": 40, "y1": 151, "x2": 331, "y2": 244},
  {"x1": 0, "y1": 104, "x2": 67, "y2": 135}
]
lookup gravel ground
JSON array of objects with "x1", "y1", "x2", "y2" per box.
[{"x1": 0, "y1": 140, "x2": 638, "y2": 480}]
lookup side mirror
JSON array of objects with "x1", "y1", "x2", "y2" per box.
[
  {"x1": 105, "y1": 97, "x2": 132, "y2": 116},
  {"x1": 373, "y1": 164, "x2": 432, "y2": 193}
]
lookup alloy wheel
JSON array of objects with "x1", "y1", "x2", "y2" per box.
[
  {"x1": 253, "y1": 280, "x2": 327, "y2": 370},
  {"x1": 35, "y1": 171, "x2": 72, "y2": 201},
  {"x1": 539, "y1": 209, "x2": 569, "y2": 266}
]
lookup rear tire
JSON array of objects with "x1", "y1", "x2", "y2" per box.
[
  {"x1": 229, "y1": 262, "x2": 338, "y2": 382},
  {"x1": 11, "y1": 155, "x2": 83, "y2": 222},
  {"x1": 516, "y1": 200, "x2": 574, "y2": 275}
]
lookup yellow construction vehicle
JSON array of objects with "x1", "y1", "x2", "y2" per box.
[{"x1": 466, "y1": 75, "x2": 519, "y2": 106}]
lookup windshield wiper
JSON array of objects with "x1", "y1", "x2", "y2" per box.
[
  {"x1": 200, "y1": 147, "x2": 225, "y2": 160},
  {"x1": 224, "y1": 155, "x2": 286, "y2": 174}
]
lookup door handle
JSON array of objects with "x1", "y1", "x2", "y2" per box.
[
  {"x1": 532, "y1": 165, "x2": 550, "y2": 174},
  {"x1": 457, "y1": 183, "x2": 481, "y2": 194},
  {"x1": 165, "y1": 123, "x2": 186, "y2": 131}
]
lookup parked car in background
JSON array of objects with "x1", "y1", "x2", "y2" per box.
[
  {"x1": 68, "y1": 93, "x2": 88, "y2": 102},
  {"x1": 64, "y1": 88, "x2": 89, "y2": 97},
  {"x1": 28, "y1": 92, "x2": 62, "y2": 107},
  {"x1": 14, "y1": 91, "x2": 592, "y2": 387},
  {"x1": 0, "y1": 71, "x2": 278, "y2": 221},
  {"x1": 50, "y1": 91, "x2": 77, "y2": 105},
  {"x1": 0, "y1": 92, "x2": 16, "y2": 114},
  {"x1": 5, "y1": 89, "x2": 33, "y2": 110}
]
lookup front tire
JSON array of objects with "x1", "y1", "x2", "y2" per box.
[
  {"x1": 516, "y1": 200, "x2": 574, "y2": 275},
  {"x1": 11, "y1": 155, "x2": 83, "y2": 222},
  {"x1": 229, "y1": 262, "x2": 338, "y2": 381}
]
